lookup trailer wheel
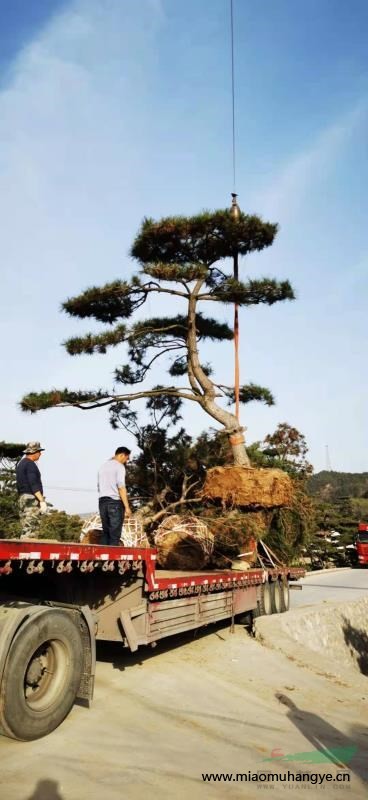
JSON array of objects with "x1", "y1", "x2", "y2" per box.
[
  {"x1": 253, "y1": 581, "x2": 272, "y2": 617},
  {"x1": 271, "y1": 580, "x2": 282, "y2": 614},
  {"x1": 280, "y1": 578, "x2": 290, "y2": 612},
  {"x1": 0, "y1": 610, "x2": 83, "y2": 741}
]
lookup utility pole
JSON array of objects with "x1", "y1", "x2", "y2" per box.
[{"x1": 325, "y1": 444, "x2": 332, "y2": 471}]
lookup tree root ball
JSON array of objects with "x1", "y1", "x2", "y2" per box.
[
  {"x1": 203, "y1": 466, "x2": 293, "y2": 508},
  {"x1": 154, "y1": 515, "x2": 214, "y2": 570},
  {"x1": 199, "y1": 509, "x2": 269, "y2": 568}
]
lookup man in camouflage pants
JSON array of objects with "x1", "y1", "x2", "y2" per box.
[{"x1": 16, "y1": 442, "x2": 48, "y2": 540}]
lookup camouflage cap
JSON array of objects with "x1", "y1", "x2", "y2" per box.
[{"x1": 23, "y1": 441, "x2": 45, "y2": 454}]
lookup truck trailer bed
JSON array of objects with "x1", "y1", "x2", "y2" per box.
[
  {"x1": 0, "y1": 539, "x2": 304, "y2": 594},
  {"x1": 0, "y1": 538, "x2": 305, "y2": 741}
]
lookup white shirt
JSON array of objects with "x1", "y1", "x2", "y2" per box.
[{"x1": 97, "y1": 459, "x2": 125, "y2": 500}]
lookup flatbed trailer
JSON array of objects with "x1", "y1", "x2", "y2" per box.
[{"x1": 0, "y1": 539, "x2": 304, "y2": 741}]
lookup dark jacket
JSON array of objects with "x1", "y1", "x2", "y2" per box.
[{"x1": 16, "y1": 457, "x2": 43, "y2": 496}]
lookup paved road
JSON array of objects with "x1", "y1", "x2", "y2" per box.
[
  {"x1": 1, "y1": 571, "x2": 368, "y2": 799},
  {"x1": 2, "y1": 621, "x2": 367, "y2": 800},
  {"x1": 291, "y1": 568, "x2": 368, "y2": 608}
]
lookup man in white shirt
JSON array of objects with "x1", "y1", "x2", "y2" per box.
[{"x1": 97, "y1": 447, "x2": 132, "y2": 545}]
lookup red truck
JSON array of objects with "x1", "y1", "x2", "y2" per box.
[
  {"x1": 0, "y1": 538, "x2": 303, "y2": 742},
  {"x1": 355, "y1": 523, "x2": 368, "y2": 565}
]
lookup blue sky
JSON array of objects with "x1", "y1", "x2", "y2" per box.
[{"x1": 0, "y1": 0, "x2": 367, "y2": 513}]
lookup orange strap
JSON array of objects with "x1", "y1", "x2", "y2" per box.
[
  {"x1": 234, "y1": 303, "x2": 240, "y2": 421},
  {"x1": 229, "y1": 432, "x2": 245, "y2": 446}
]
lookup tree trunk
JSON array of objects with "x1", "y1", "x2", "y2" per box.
[
  {"x1": 201, "y1": 397, "x2": 251, "y2": 466},
  {"x1": 229, "y1": 433, "x2": 251, "y2": 466},
  {"x1": 186, "y1": 283, "x2": 251, "y2": 468}
]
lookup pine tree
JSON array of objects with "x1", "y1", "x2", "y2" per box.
[
  {"x1": 20, "y1": 209, "x2": 294, "y2": 464},
  {"x1": 0, "y1": 441, "x2": 25, "y2": 538}
]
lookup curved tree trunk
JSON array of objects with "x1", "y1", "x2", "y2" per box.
[
  {"x1": 228, "y1": 433, "x2": 250, "y2": 466},
  {"x1": 186, "y1": 283, "x2": 251, "y2": 467},
  {"x1": 202, "y1": 396, "x2": 251, "y2": 466}
]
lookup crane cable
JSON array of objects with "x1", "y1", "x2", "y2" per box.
[
  {"x1": 230, "y1": 0, "x2": 240, "y2": 423},
  {"x1": 230, "y1": 0, "x2": 236, "y2": 193}
]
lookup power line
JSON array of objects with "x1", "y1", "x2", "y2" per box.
[
  {"x1": 45, "y1": 486, "x2": 96, "y2": 493},
  {"x1": 325, "y1": 445, "x2": 332, "y2": 471}
]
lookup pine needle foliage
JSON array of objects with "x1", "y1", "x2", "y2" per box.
[
  {"x1": 20, "y1": 389, "x2": 110, "y2": 413},
  {"x1": 209, "y1": 277, "x2": 294, "y2": 305},
  {"x1": 0, "y1": 442, "x2": 25, "y2": 460},
  {"x1": 65, "y1": 324, "x2": 127, "y2": 355},
  {"x1": 224, "y1": 384, "x2": 275, "y2": 407},
  {"x1": 131, "y1": 211, "x2": 277, "y2": 265},
  {"x1": 0, "y1": 440, "x2": 25, "y2": 538}
]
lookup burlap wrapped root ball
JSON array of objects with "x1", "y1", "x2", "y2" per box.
[
  {"x1": 154, "y1": 514, "x2": 214, "y2": 570},
  {"x1": 203, "y1": 466, "x2": 293, "y2": 509}
]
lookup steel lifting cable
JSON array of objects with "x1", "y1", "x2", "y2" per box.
[{"x1": 230, "y1": 0, "x2": 236, "y2": 193}]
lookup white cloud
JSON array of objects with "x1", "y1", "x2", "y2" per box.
[
  {"x1": 250, "y1": 100, "x2": 367, "y2": 223},
  {"x1": 0, "y1": 0, "x2": 166, "y2": 512}
]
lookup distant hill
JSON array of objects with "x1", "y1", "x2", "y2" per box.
[{"x1": 308, "y1": 471, "x2": 368, "y2": 502}]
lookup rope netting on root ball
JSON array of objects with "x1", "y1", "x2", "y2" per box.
[
  {"x1": 154, "y1": 514, "x2": 214, "y2": 570},
  {"x1": 80, "y1": 513, "x2": 149, "y2": 546}
]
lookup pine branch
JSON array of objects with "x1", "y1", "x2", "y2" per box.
[
  {"x1": 169, "y1": 357, "x2": 212, "y2": 377},
  {"x1": 124, "y1": 313, "x2": 233, "y2": 372},
  {"x1": 200, "y1": 278, "x2": 295, "y2": 305},
  {"x1": 148, "y1": 495, "x2": 203, "y2": 525},
  {"x1": 20, "y1": 386, "x2": 201, "y2": 413},
  {"x1": 62, "y1": 281, "x2": 138, "y2": 323},
  {"x1": 64, "y1": 324, "x2": 127, "y2": 355},
  {"x1": 142, "y1": 263, "x2": 208, "y2": 282},
  {"x1": 221, "y1": 383, "x2": 275, "y2": 406},
  {"x1": 145, "y1": 389, "x2": 183, "y2": 426},
  {"x1": 115, "y1": 345, "x2": 184, "y2": 385},
  {"x1": 128, "y1": 313, "x2": 233, "y2": 343},
  {"x1": 0, "y1": 441, "x2": 26, "y2": 459},
  {"x1": 109, "y1": 402, "x2": 140, "y2": 434},
  {"x1": 20, "y1": 390, "x2": 112, "y2": 413}
]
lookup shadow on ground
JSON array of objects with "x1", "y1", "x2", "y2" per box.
[
  {"x1": 24, "y1": 780, "x2": 64, "y2": 800},
  {"x1": 96, "y1": 617, "x2": 247, "y2": 672},
  {"x1": 342, "y1": 618, "x2": 368, "y2": 675},
  {"x1": 276, "y1": 694, "x2": 368, "y2": 784}
]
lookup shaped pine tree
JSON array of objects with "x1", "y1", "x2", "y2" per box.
[{"x1": 21, "y1": 209, "x2": 294, "y2": 464}]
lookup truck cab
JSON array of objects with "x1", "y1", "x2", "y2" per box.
[{"x1": 356, "y1": 523, "x2": 368, "y2": 565}]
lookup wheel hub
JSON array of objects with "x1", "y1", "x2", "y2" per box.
[
  {"x1": 26, "y1": 658, "x2": 44, "y2": 687},
  {"x1": 25, "y1": 646, "x2": 50, "y2": 691}
]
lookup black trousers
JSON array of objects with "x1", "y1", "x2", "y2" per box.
[{"x1": 98, "y1": 497, "x2": 125, "y2": 546}]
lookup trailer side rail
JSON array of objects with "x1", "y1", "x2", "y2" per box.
[{"x1": 0, "y1": 541, "x2": 304, "y2": 596}]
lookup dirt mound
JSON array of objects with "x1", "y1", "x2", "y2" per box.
[
  {"x1": 154, "y1": 514, "x2": 214, "y2": 570},
  {"x1": 203, "y1": 466, "x2": 293, "y2": 508},
  {"x1": 255, "y1": 596, "x2": 368, "y2": 686}
]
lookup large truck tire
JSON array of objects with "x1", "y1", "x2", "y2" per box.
[
  {"x1": 0, "y1": 609, "x2": 83, "y2": 741},
  {"x1": 280, "y1": 578, "x2": 290, "y2": 612},
  {"x1": 271, "y1": 580, "x2": 282, "y2": 614},
  {"x1": 253, "y1": 581, "x2": 272, "y2": 618}
]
